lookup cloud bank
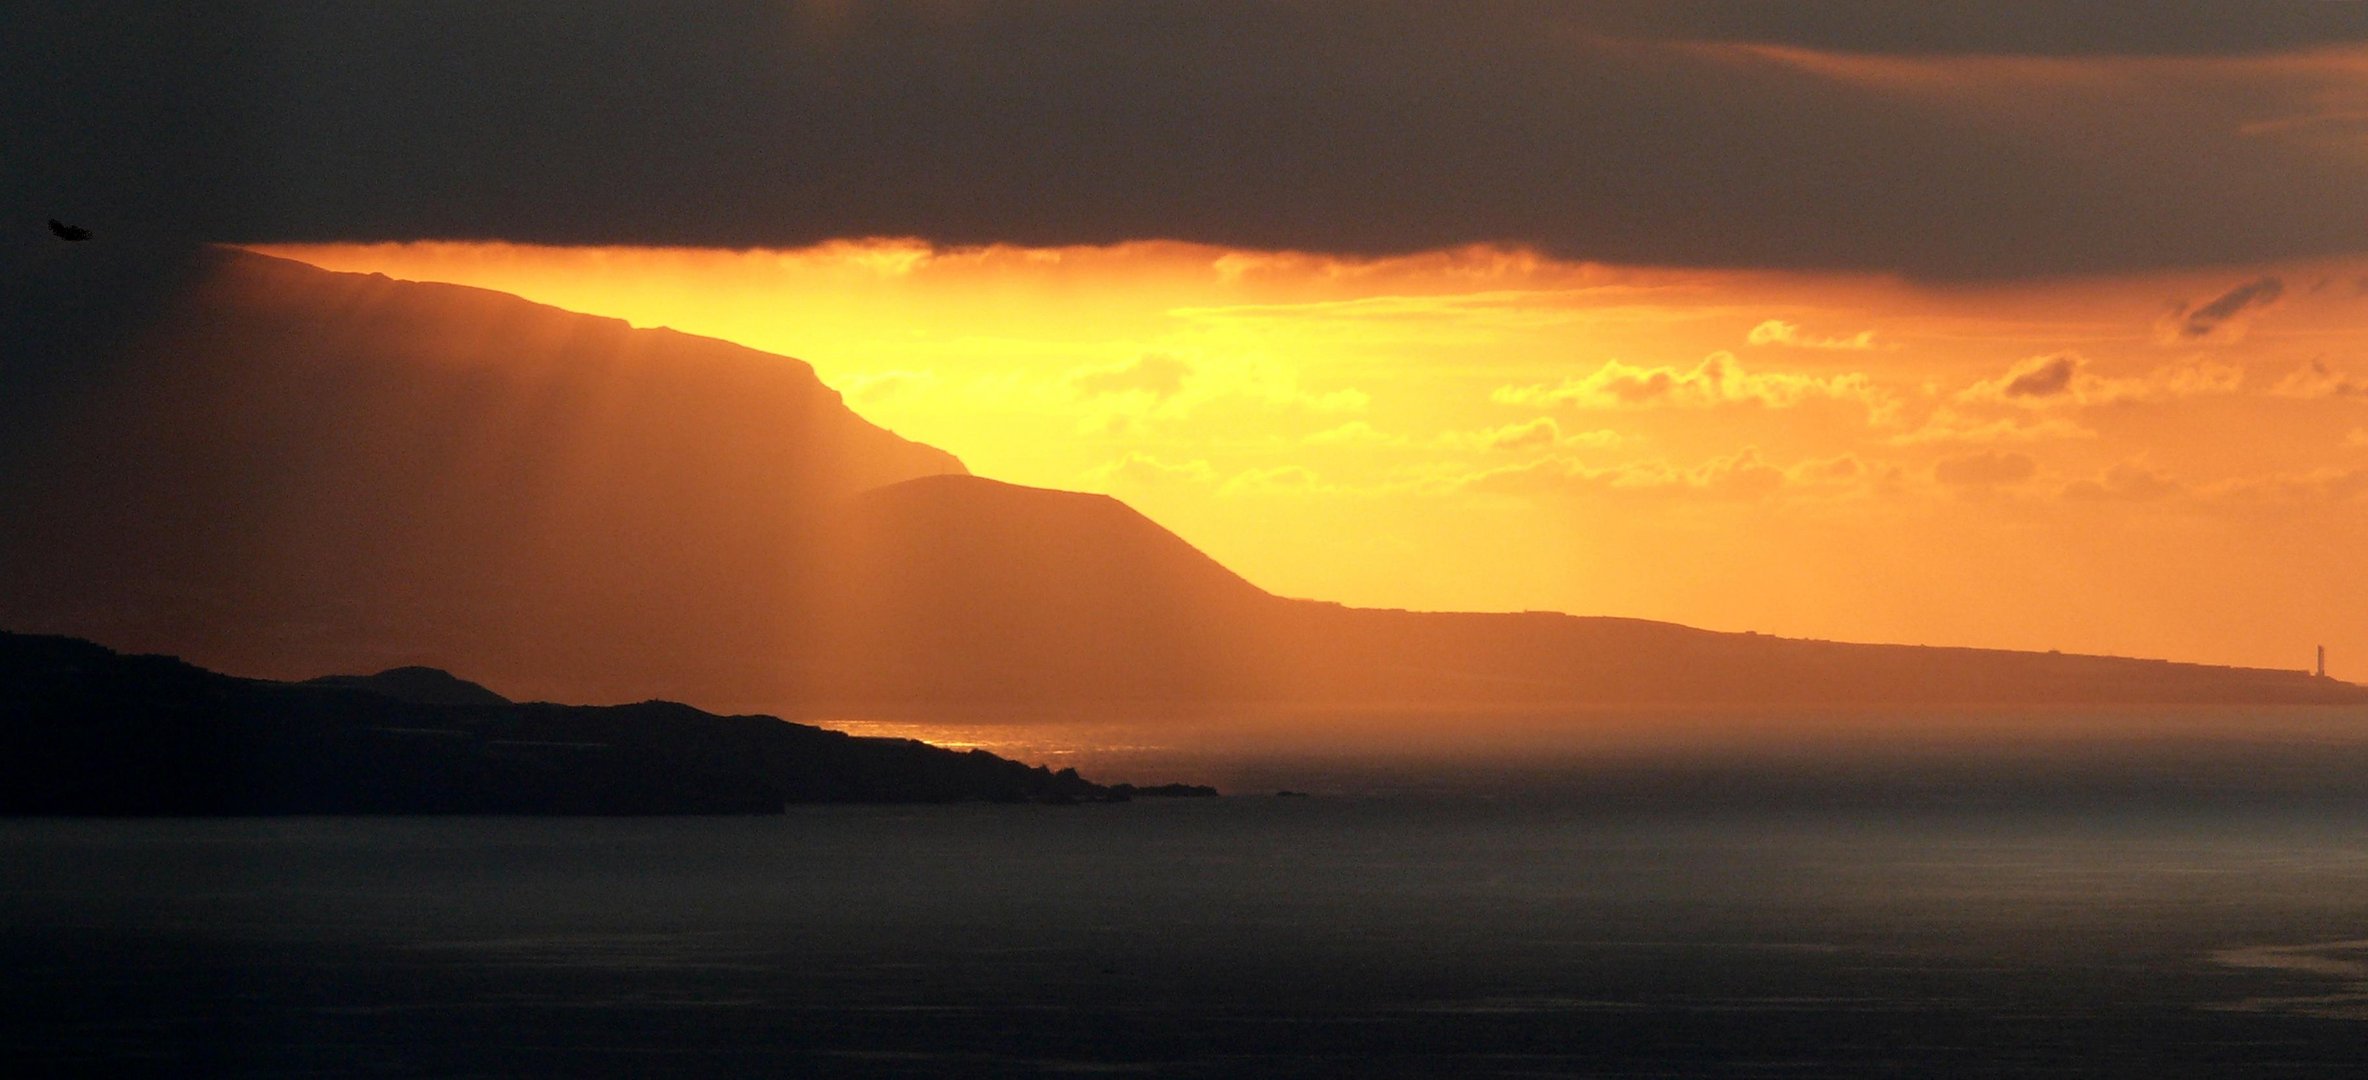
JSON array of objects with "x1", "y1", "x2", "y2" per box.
[{"x1": 13, "y1": 3, "x2": 2368, "y2": 278}]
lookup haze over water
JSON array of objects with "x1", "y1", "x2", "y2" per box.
[{"x1": 818, "y1": 704, "x2": 2368, "y2": 808}]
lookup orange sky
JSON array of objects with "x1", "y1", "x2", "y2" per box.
[{"x1": 253, "y1": 240, "x2": 2368, "y2": 676}]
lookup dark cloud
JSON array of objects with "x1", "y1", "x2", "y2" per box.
[
  {"x1": 2168, "y1": 276, "x2": 2286, "y2": 341},
  {"x1": 1576, "y1": 2, "x2": 2368, "y2": 58},
  {"x1": 2004, "y1": 355, "x2": 2080, "y2": 399},
  {"x1": 9, "y1": 3, "x2": 2368, "y2": 278}
]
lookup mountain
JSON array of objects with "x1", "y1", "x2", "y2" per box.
[
  {"x1": 2, "y1": 241, "x2": 2357, "y2": 714},
  {"x1": 0, "y1": 631, "x2": 1138, "y2": 815},
  {"x1": 0, "y1": 241, "x2": 960, "y2": 705},
  {"x1": 808, "y1": 474, "x2": 2366, "y2": 709},
  {"x1": 303, "y1": 667, "x2": 512, "y2": 707},
  {"x1": 810, "y1": 475, "x2": 1283, "y2": 703}
]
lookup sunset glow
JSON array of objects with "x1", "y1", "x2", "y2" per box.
[
  {"x1": 28, "y1": 6, "x2": 2368, "y2": 1074},
  {"x1": 256, "y1": 240, "x2": 2368, "y2": 674}
]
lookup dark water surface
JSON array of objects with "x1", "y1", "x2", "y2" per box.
[{"x1": 6, "y1": 796, "x2": 2368, "y2": 1077}]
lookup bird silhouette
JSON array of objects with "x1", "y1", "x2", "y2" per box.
[{"x1": 48, "y1": 219, "x2": 92, "y2": 242}]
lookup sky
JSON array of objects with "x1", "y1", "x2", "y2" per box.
[{"x1": 14, "y1": 2, "x2": 2368, "y2": 673}]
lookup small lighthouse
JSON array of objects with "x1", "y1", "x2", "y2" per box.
[{"x1": 2317, "y1": 645, "x2": 2327, "y2": 679}]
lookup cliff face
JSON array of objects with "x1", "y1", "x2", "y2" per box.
[{"x1": 0, "y1": 244, "x2": 961, "y2": 703}]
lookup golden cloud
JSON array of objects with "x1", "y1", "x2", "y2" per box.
[
  {"x1": 1085, "y1": 453, "x2": 1216, "y2": 487},
  {"x1": 2270, "y1": 358, "x2": 2368, "y2": 399},
  {"x1": 1746, "y1": 319, "x2": 1879, "y2": 350},
  {"x1": 1890, "y1": 408, "x2": 2097, "y2": 445},
  {"x1": 1932, "y1": 450, "x2": 2040, "y2": 487},
  {"x1": 1440, "y1": 418, "x2": 1623, "y2": 453},
  {"x1": 1217, "y1": 465, "x2": 1367, "y2": 498},
  {"x1": 841, "y1": 369, "x2": 939, "y2": 402},
  {"x1": 2061, "y1": 461, "x2": 2185, "y2": 502},
  {"x1": 1493, "y1": 352, "x2": 1890, "y2": 413},
  {"x1": 1453, "y1": 447, "x2": 1866, "y2": 501},
  {"x1": 1070, "y1": 354, "x2": 1193, "y2": 400},
  {"x1": 2200, "y1": 466, "x2": 2368, "y2": 506},
  {"x1": 1301, "y1": 421, "x2": 1406, "y2": 447},
  {"x1": 1065, "y1": 356, "x2": 1368, "y2": 427}
]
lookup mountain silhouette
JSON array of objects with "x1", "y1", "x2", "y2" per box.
[
  {"x1": 303, "y1": 666, "x2": 511, "y2": 707},
  {"x1": 0, "y1": 242, "x2": 2357, "y2": 714},
  {"x1": 0, "y1": 630, "x2": 1131, "y2": 814},
  {"x1": 813, "y1": 475, "x2": 1281, "y2": 703},
  {"x1": 807, "y1": 474, "x2": 2362, "y2": 709},
  {"x1": 0, "y1": 240, "x2": 960, "y2": 705}
]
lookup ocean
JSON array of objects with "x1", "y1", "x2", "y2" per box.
[{"x1": 6, "y1": 706, "x2": 2368, "y2": 1077}]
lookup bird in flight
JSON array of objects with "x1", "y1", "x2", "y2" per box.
[{"x1": 48, "y1": 219, "x2": 92, "y2": 242}]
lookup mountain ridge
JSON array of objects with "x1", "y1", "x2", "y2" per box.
[
  {"x1": 303, "y1": 666, "x2": 513, "y2": 707},
  {"x1": 0, "y1": 629, "x2": 1155, "y2": 814},
  {"x1": 0, "y1": 242, "x2": 963, "y2": 702},
  {"x1": 804, "y1": 471, "x2": 2366, "y2": 709}
]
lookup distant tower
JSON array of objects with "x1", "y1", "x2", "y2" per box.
[{"x1": 2317, "y1": 645, "x2": 2327, "y2": 679}]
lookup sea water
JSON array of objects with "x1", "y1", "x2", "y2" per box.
[{"x1": 5, "y1": 711, "x2": 2368, "y2": 1077}]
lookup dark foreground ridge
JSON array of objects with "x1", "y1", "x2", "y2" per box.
[
  {"x1": 0, "y1": 631, "x2": 1194, "y2": 815},
  {"x1": 301, "y1": 666, "x2": 513, "y2": 707}
]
